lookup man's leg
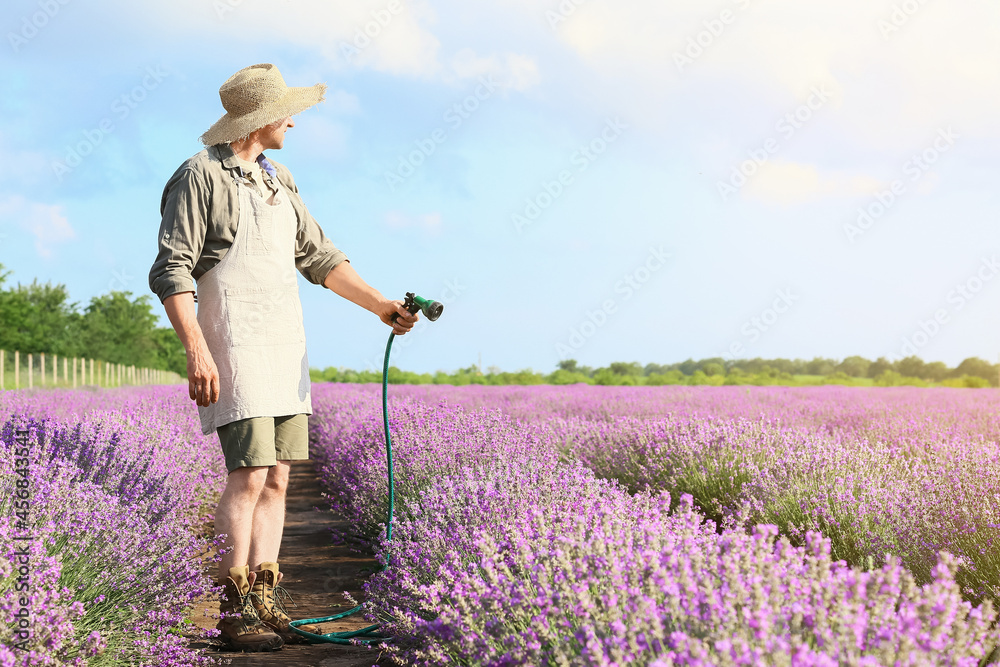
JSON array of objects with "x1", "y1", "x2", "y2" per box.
[
  {"x1": 245, "y1": 415, "x2": 318, "y2": 641},
  {"x1": 216, "y1": 466, "x2": 270, "y2": 582},
  {"x1": 247, "y1": 413, "x2": 308, "y2": 569},
  {"x1": 247, "y1": 460, "x2": 290, "y2": 569}
]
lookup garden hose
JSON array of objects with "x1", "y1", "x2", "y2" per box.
[{"x1": 288, "y1": 293, "x2": 443, "y2": 645}]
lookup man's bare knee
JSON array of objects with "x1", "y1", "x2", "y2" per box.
[
  {"x1": 262, "y1": 462, "x2": 290, "y2": 497},
  {"x1": 224, "y1": 466, "x2": 270, "y2": 501}
]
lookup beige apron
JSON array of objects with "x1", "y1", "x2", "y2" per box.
[{"x1": 195, "y1": 170, "x2": 311, "y2": 435}]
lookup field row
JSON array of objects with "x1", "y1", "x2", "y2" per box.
[
  {"x1": 4, "y1": 384, "x2": 1000, "y2": 665},
  {"x1": 310, "y1": 384, "x2": 1000, "y2": 665}
]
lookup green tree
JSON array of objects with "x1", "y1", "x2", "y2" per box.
[
  {"x1": 805, "y1": 357, "x2": 836, "y2": 376},
  {"x1": 609, "y1": 361, "x2": 643, "y2": 376},
  {"x1": 557, "y1": 359, "x2": 580, "y2": 373},
  {"x1": 78, "y1": 291, "x2": 162, "y2": 367},
  {"x1": 0, "y1": 275, "x2": 80, "y2": 355},
  {"x1": 677, "y1": 358, "x2": 699, "y2": 376},
  {"x1": 702, "y1": 362, "x2": 725, "y2": 376},
  {"x1": 152, "y1": 327, "x2": 187, "y2": 376},
  {"x1": 923, "y1": 361, "x2": 949, "y2": 382},
  {"x1": 547, "y1": 369, "x2": 592, "y2": 385},
  {"x1": 897, "y1": 356, "x2": 926, "y2": 379},
  {"x1": 952, "y1": 357, "x2": 997, "y2": 385},
  {"x1": 867, "y1": 357, "x2": 892, "y2": 378},
  {"x1": 836, "y1": 356, "x2": 870, "y2": 378}
]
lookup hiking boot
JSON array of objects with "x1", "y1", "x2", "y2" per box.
[
  {"x1": 250, "y1": 562, "x2": 322, "y2": 643},
  {"x1": 216, "y1": 565, "x2": 284, "y2": 652}
]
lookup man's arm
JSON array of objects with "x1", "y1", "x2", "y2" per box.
[
  {"x1": 163, "y1": 292, "x2": 220, "y2": 407},
  {"x1": 323, "y1": 261, "x2": 418, "y2": 335}
]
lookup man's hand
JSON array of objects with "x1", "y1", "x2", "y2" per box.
[
  {"x1": 163, "y1": 292, "x2": 220, "y2": 407},
  {"x1": 323, "y1": 262, "x2": 420, "y2": 335},
  {"x1": 187, "y1": 342, "x2": 220, "y2": 407},
  {"x1": 378, "y1": 300, "x2": 419, "y2": 335}
]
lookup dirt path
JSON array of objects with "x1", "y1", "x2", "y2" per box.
[{"x1": 185, "y1": 460, "x2": 393, "y2": 666}]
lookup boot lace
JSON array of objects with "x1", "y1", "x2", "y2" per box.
[
  {"x1": 225, "y1": 588, "x2": 266, "y2": 635},
  {"x1": 268, "y1": 583, "x2": 296, "y2": 618}
]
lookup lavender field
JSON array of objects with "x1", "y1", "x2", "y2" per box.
[
  {"x1": 312, "y1": 384, "x2": 1000, "y2": 665},
  {"x1": 4, "y1": 384, "x2": 1000, "y2": 665},
  {"x1": 0, "y1": 388, "x2": 226, "y2": 667}
]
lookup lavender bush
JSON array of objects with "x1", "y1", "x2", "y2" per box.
[
  {"x1": 310, "y1": 384, "x2": 1000, "y2": 665},
  {"x1": 5, "y1": 381, "x2": 1000, "y2": 664},
  {"x1": 0, "y1": 388, "x2": 226, "y2": 667}
]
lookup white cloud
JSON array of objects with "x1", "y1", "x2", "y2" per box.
[
  {"x1": 0, "y1": 196, "x2": 75, "y2": 258},
  {"x1": 102, "y1": 0, "x2": 444, "y2": 78},
  {"x1": 544, "y1": 0, "x2": 1000, "y2": 145},
  {"x1": 742, "y1": 160, "x2": 885, "y2": 206}
]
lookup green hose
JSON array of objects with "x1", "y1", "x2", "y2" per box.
[{"x1": 287, "y1": 331, "x2": 397, "y2": 644}]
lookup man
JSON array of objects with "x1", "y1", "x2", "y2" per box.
[{"x1": 148, "y1": 63, "x2": 418, "y2": 652}]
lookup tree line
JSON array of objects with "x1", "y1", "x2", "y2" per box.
[
  {"x1": 312, "y1": 355, "x2": 998, "y2": 388},
  {"x1": 0, "y1": 264, "x2": 185, "y2": 375}
]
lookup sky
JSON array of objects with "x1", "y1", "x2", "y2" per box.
[{"x1": 1, "y1": 0, "x2": 999, "y2": 375}]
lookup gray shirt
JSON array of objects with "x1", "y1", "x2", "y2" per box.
[{"x1": 148, "y1": 143, "x2": 348, "y2": 303}]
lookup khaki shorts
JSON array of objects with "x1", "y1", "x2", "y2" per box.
[{"x1": 216, "y1": 414, "x2": 309, "y2": 474}]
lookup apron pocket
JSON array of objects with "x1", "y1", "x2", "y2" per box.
[
  {"x1": 245, "y1": 197, "x2": 273, "y2": 255},
  {"x1": 225, "y1": 286, "x2": 305, "y2": 347}
]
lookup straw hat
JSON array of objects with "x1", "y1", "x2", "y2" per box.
[{"x1": 199, "y1": 63, "x2": 327, "y2": 146}]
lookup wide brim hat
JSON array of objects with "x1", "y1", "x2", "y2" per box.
[{"x1": 200, "y1": 63, "x2": 326, "y2": 146}]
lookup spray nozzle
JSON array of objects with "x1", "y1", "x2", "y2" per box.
[{"x1": 393, "y1": 292, "x2": 444, "y2": 322}]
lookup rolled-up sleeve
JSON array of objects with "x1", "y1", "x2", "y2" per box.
[
  {"x1": 149, "y1": 167, "x2": 209, "y2": 303},
  {"x1": 279, "y1": 168, "x2": 349, "y2": 286}
]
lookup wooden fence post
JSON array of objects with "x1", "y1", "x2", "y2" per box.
[
  {"x1": 72, "y1": 357, "x2": 77, "y2": 388},
  {"x1": 14, "y1": 351, "x2": 19, "y2": 390},
  {"x1": 63, "y1": 356, "x2": 67, "y2": 387},
  {"x1": 28, "y1": 354, "x2": 33, "y2": 389}
]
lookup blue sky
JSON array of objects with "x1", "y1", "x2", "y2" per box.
[{"x1": 1, "y1": 0, "x2": 999, "y2": 374}]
